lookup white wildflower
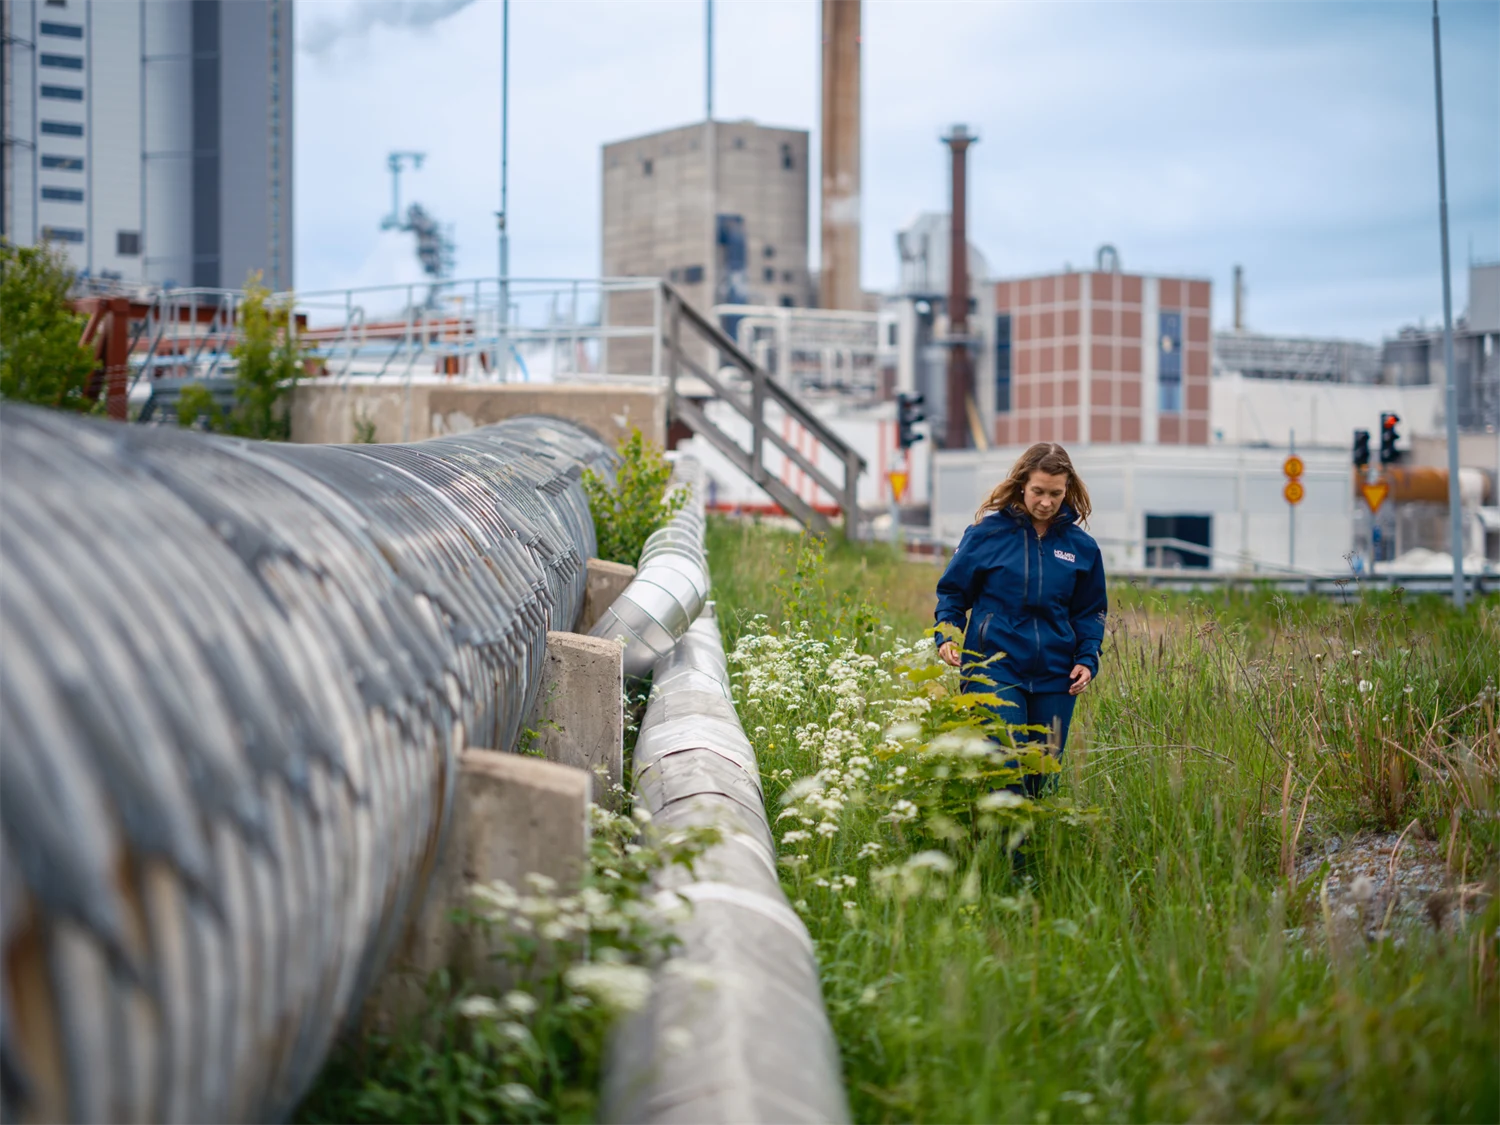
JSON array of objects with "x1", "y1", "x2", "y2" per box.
[
  {"x1": 456, "y1": 995, "x2": 501, "y2": 1020},
  {"x1": 1358, "y1": 679, "x2": 1373, "y2": 694},
  {"x1": 565, "y1": 963, "x2": 652, "y2": 1015},
  {"x1": 503, "y1": 990, "x2": 538, "y2": 1017},
  {"x1": 978, "y1": 790, "x2": 1028, "y2": 810}
]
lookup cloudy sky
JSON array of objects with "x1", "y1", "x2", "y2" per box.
[{"x1": 294, "y1": 0, "x2": 1498, "y2": 342}]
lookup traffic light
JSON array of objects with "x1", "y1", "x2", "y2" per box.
[
  {"x1": 897, "y1": 393, "x2": 926, "y2": 449},
  {"x1": 1352, "y1": 429, "x2": 1370, "y2": 468},
  {"x1": 1378, "y1": 412, "x2": 1401, "y2": 464}
]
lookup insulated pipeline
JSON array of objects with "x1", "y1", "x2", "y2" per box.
[
  {"x1": 588, "y1": 460, "x2": 711, "y2": 679},
  {"x1": 0, "y1": 404, "x2": 612, "y2": 1124},
  {"x1": 604, "y1": 611, "x2": 849, "y2": 1124}
]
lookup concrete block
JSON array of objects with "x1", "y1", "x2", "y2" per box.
[
  {"x1": 526, "y1": 631, "x2": 625, "y2": 803},
  {"x1": 577, "y1": 557, "x2": 637, "y2": 633},
  {"x1": 365, "y1": 749, "x2": 591, "y2": 1030}
]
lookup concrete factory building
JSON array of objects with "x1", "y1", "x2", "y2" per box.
[
  {"x1": 601, "y1": 119, "x2": 813, "y2": 312},
  {"x1": 991, "y1": 260, "x2": 1213, "y2": 448},
  {"x1": 1, "y1": 0, "x2": 292, "y2": 291}
]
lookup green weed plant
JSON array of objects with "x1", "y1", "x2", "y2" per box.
[
  {"x1": 581, "y1": 429, "x2": 688, "y2": 565},
  {"x1": 296, "y1": 801, "x2": 717, "y2": 1124},
  {"x1": 0, "y1": 240, "x2": 97, "y2": 412},
  {"x1": 713, "y1": 519, "x2": 1498, "y2": 1125},
  {"x1": 179, "y1": 272, "x2": 305, "y2": 439}
]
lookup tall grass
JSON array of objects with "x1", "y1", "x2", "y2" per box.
[{"x1": 709, "y1": 518, "x2": 1499, "y2": 1124}]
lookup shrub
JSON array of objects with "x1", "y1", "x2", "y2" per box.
[
  {"x1": 581, "y1": 428, "x2": 688, "y2": 565},
  {"x1": 179, "y1": 272, "x2": 304, "y2": 440},
  {"x1": 0, "y1": 240, "x2": 97, "y2": 412}
]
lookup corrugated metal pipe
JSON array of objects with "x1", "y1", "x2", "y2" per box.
[
  {"x1": 0, "y1": 404, "x2": 613, "y2": 1124},
  {"x1": 588, "y1": 459, "x2": 711, "y2": 679},
  {"x1": 602, "y1": 509, "x2": 849, "y2": 1121}
]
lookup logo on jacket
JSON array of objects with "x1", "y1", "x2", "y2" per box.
[{"x1": 1054, "y1": 549, "x2": 1076, "y2": 563}]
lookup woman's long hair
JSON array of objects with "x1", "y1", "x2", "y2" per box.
[{"x1": 975, "y1": 442, "x2": 1092, "y2": 525}]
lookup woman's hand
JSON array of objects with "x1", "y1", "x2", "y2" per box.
[
  {"x1": 939, "y1": 641, "x2": 962, "y2": 667},
  {"x1": 1068, "y1": 664, "x2": 1092, "y2": 695}
]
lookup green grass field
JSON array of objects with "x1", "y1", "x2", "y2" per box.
[{"x1": 708, "y1": 517, "x2": 1500, "y2": 1124}]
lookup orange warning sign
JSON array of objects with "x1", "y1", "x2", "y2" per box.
[
  {"x1": 887, "y1": 470, "x2": 910, "y2": 503},
  {"x1": 1360, "y1": 481, "x2": 1390, "y2": 513},
  {"x1": 1283, "y1": 455, "x2": 1304, "y2": 479},
  {"x1": 1283, "y1": 480, "x2": 1305, "y2": 505}
]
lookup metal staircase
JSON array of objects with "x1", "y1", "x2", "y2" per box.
[{"x1": 658, "y1": 282, "x2": 866, "y2": 537}]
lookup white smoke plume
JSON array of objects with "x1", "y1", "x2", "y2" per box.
[{"x1": 301, "y1": 0, "x2": 478, "y2": 57}]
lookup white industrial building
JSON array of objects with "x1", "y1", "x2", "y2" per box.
[{"x1": 1, "y1": 0, "x2": 292, "y2": 290}]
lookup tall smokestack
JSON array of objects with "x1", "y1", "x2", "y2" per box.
[
  {"x1": 1233, "y1": 264, "x2": 1244, "y2": 332},
  {"x1": 943, "y1": 124, "x2": 976, "y2": 449},
  {"x1": 820, "y1": 0, "x2": 861, "y2": 310}
]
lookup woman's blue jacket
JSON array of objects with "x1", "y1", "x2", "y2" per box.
[{"x1": 933, "y1": 503, "x2": 1108, "y2": 694}]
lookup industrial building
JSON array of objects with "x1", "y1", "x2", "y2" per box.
[
  {"x1": 990, "y1": 253, "x2": 1214, "y2": 448},
  {"x1": 600, "y1": 118, "x2": 811, "y2": 374},
  {"x1": 1379, "y1": 263, "x2": 1500, "y2": 430},
  {"x1": 1, "y1": 0, "x2": 292, "y2": 290},
  {"x1": 601, "y1": 119, "x2": 811, "y2": 313}
]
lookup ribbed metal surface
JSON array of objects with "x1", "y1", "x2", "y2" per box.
[
  {"x1": 0, "y1": 405, "x2": 611, "y2": 1124},
  {"x1": 588, "y1": 460, "x2": 710, "y2": 679}
]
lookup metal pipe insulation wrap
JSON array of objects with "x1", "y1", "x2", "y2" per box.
[
  {"x1": 0, "y1": 404, "x2": 613, "y2": 1124},
  {"x1": 603, "y1": 609, "x2": 850, "y2": 1124},
  {"x1": 588, "y1": 458, "x2": 710, "y2": 679}
]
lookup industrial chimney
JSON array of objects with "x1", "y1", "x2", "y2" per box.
[
  {"x1": 1233, "y1": 264, "x2": 1245, "y2": 332},
  {"x1": 943, "y1": 124, "x2": 977, "y2": 449},
  {"x1": 819, "y1": 0, "x2": 861, "y2": 310}
]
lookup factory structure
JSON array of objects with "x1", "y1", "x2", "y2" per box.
[
  {"x1": 594, "y1": 0, "x2": 1498, "y2": 576},
  {"x1": 1, "y1": 0, "x2": 1492, "y2": 576},
  {"x1": 1, "y1": 0, "x2": 292, "y2": 291}
]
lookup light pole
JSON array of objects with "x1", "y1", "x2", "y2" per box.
[
  {"x1": 1431, "y1": 1, "x2": 1464, "y2": 607},
  {"x1": 497, "y1": 0, "x2": 511, "y2": 381}
]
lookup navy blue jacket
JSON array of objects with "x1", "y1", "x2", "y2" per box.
[{"x1": 934, "y1": 503, "x2": 1108, "y2": 693}]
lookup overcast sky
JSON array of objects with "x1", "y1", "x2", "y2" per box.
[{"x1": 293, "y1": 0, "x2": 1499, "y2": 342}]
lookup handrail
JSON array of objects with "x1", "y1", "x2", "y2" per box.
[{"x1": 658, "y1": 282, "x2": 866, "y2": 537}]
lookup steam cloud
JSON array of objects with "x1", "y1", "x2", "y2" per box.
[{"x1": 301, "y1": 0, "x2": 478, "y2": 57}]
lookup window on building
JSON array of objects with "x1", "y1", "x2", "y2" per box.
[
  {"x1": 40, "y1": 121, "x2": 83, "y2": 137},
  {"x1": 733, "y1": 136, "x2": 745, "y2": 150},
  {"x1": 779, "y1": 295, "x2": 796, "y2": 308},
  {"x1": 41, "y1": 154, "x2": 83, "y2": 171},
  {"x1": 41, "y1": 226, "x2": 84, "y2": 243},
  {"x1": 46, "y1": 1, "x2": 68, "y2": 7},
  {"x1": 763, "y1": 245, "x2": 775, "y2": 259},
  {"x1": 995, "y1": 313, "x2": 1012, "y2": 412},
  {"x1": 681, "y1": 265, "x2": 704, "y2": 284},
  {"x1": 41, "y1": 187, "x2": 83, "y2": 202},
  {"x1": 40, "y1": 21, "x2": 83, "y2": 37},
  {"x1": 1144, "y1": 513, "x2": 1210, "y2": 569},
  {"x1": 1158, "y1": 310, "x2": 1182, "y2": 413},
  {"x1": 782, "y1": 270, "x2": 795, "y2": 283},
  {"x1": 641, "y1": 158, "x2": 653, "y2": 176},
  {"x1": 887, "y1": 323, "x2": 898, "y2": 346},
  {"x1": 117, "y1": 231, "x2": 141, "y2": 256},
  {"x1": 41, "y1": 85, "x2": 84, "y2": 101},
  {"x1": 40, "y1": 53, "x2": 83, "y2": 69},
  {"x1": 780, "y1": 143, "x2": 794, "y2": 170}
]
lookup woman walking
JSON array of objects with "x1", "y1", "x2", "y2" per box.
[{"x1": 934, "y1": 443, "x2": 1107, "y2": 796}]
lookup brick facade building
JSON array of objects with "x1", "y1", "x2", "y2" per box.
[{"x1": 992, "y1": 269, "x2": 1212, "y2": 447}]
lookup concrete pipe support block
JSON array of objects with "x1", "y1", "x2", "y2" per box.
[{"x1": 525, "y1": 631, "x2": 626, "y2": 803}]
